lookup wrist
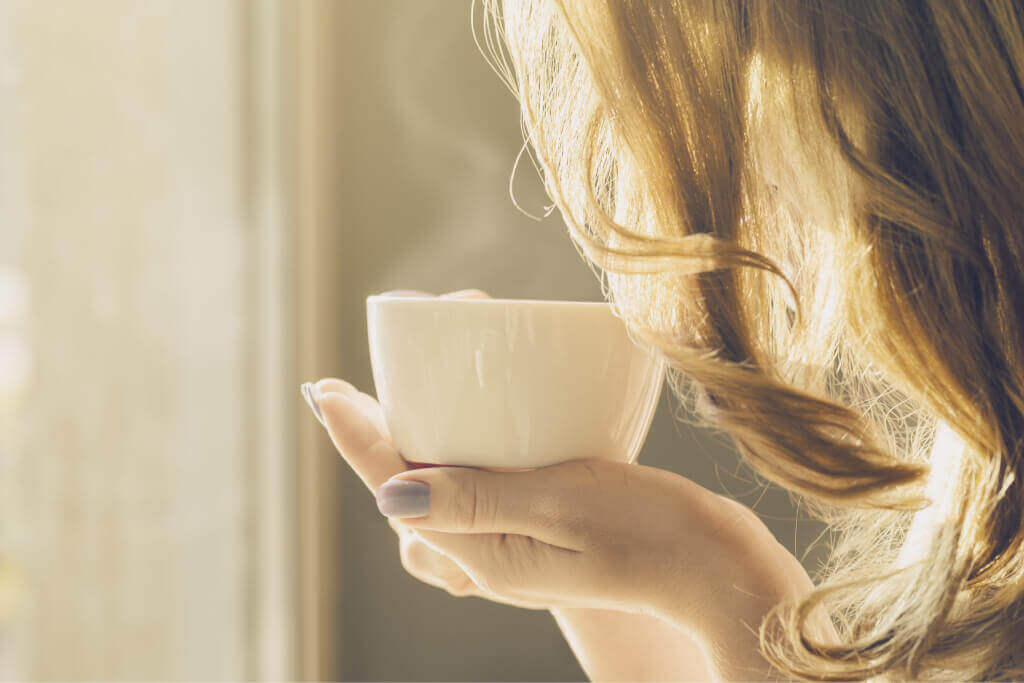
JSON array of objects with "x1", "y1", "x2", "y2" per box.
[
  {"x1": 653, "y1": 563, "x2": 793, "y2": 644},
  {"x1": 657, "y1": 569, "x2": 793, "y2": 681},
  {"x1": 646, "y1": 523, "x2": 812, "y2": 679}
]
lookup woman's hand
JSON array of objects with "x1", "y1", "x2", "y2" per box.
[
  {"x1": 370, "y1": 448, "x2": 811, "y2": 634},
  {"x1": 305, "y1": 288, "x2": 554, "y2": 609},
  {"x1": 303, "y1": 289, "x2": 817, "y2": 676}
]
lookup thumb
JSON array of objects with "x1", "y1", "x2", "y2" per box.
[{"x1": 374, "y1": 466, "x2": 584, "y2": 551}]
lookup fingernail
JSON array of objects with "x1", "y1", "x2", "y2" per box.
[
  {"x1": 300, "y1": 381, "x2": 326, "y2": 427},
  {"x1": 377, "y1": 480, "x2": 430, "y2": 518}
]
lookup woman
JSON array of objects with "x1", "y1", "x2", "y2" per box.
[{"x1": 302, "y1": 0, "x2": 1024, "y2": 679}]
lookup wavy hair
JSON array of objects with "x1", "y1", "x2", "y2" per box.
[{"x1": 478, "y1": 0, "x2": 1024, "y2": 678}]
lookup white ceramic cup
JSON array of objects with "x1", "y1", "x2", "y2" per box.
[{"x1": 366, "y1": 294, "x2": 666, "y2": 469}]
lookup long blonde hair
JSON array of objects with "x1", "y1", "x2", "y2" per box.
[{"x1": 479, "y1": 0, "x2": 1024, "y2": 678}]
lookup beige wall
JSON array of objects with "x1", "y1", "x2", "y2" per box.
[
  {"x1": 1, "y1": 1, "x2": 296, "y2": 679},
  {"x1": 331, "y1": 1, "x2": 825, "y2": 681}
]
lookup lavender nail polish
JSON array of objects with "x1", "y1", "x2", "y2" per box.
[
  {"x1": 300, "y1": 382, "x2": 326, "y2": 427},
  {"x1": 377, "y1": 480, "x2": 430, "y2": 518}
]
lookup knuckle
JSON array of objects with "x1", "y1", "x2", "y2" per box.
[
  {"x1": 449, "y1": 476, "x2": 478, "y2": 531},
  {"x1": 475, "y1": 533, "x2": 540, "y2": 596},
  {"x1": 398, "y1": 537, "x2": 427, "y2": 575},
  {"x1": 555, "y1": 458, "x2": 609, "y2": 491},
  {"x1": 448, "y1": 472, "x2": 495, "y2": 532},
  {"x1": 472, "y1": 568, "x2": 508, "y2": 596},
  {"x1": 541, "y1": 495, "x2": 592, "y2": 545},
  {"x1": 399, "y1": 537, "x2": 476, "y2": 597},
  {"x1": 443, "y1": 576, "x2": 476, "y2": 598},
  {"x1": 539, "y1": 463, "x2": 604, "y2": 540},
  {"x1": 575, "y1": 459, "x2": 604, "y2": 486},
  {"x1": 463, "y1": 536, "x2": 513, "y2": 596}
]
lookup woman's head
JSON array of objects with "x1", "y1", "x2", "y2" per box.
[{"x1": 482, "y1": 0, "x2": 1024, "y2": 678}]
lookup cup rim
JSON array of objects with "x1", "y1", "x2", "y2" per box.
[{"x1": 366, "y1": 294, "x2": 610, "y2": 307}]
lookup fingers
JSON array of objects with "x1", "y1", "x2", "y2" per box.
[
  {"x1": 377, "y1": 465, "x2": 586, "y2": 551},
  {"x1": 440, "y1": 289, "x2": 490, "y2": 299},
  {"x1": 399, "y1": 529, "x2": 478, "y2": 597},
  {"x1": 411, "y1": 526, "x2": 580, "y2": 605},
  {"x1": 316, "y1": 389, "x2": 406, "y2": 493},
  {"x1": 393, "y1": 521, "x2": 554, "y2": 608},
  {"x1": 306, "y1": 381, "x2": 495, "y2": 603},
  {"x1": 315, "y1": 378, "x2": 390, "y2": 439},
  {"x1": 377, "y1": 289, "x2": 490, "y2": 300}
]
